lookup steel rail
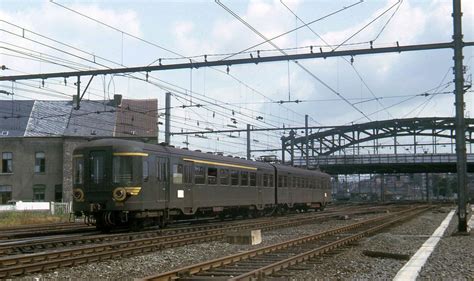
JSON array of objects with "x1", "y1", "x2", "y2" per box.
[
  {"x1": 0, "y1": 206, "x2": 389, "y2": 256},
  {"x1": 0, "y1": 224, "x2": 95, "y2": 240},
  {"x1": 0, "y1": 207, "x2": 394, "y2": 277},
  {"x1": 228, "y1": 207, "x2": 428, "y2": 280},
  {"x1": 140, "y1": 206, "x2": 429, "y2": 281}
]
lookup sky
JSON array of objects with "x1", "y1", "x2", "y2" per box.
[{"x1": 0, "y1": 0, "x2": 473, "y2": 158}]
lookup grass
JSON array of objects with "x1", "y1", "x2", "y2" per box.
[{"x1": 0, "y1": 211, "x2": 70, "y2": 228}]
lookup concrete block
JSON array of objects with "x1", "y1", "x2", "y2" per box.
[
  {"x1": 338, "y1": 215, "x2": 350, "y2": 220},
  {"x1": 226, "y1": 229, "x2": 262, "y2": 245}
]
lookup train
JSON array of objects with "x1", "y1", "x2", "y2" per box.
[{"x1": 72, "y1": 139, "x2": 332, "y2": 230}]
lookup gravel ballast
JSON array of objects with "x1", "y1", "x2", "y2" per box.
[{"x1": 16, "y1": 206, "x2": 471, "y2": 280}]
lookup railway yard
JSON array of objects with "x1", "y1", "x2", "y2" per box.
[{"x1": 0, "y1": 203, "x2": 470, "y2": 280}]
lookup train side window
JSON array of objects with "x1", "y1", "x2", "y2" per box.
[
  {"x1": 142, "y1": 160, "x2": 149, "y2": 182},
  {"x1": 156, "y1": 158, "x2": 168, "y2": 182},
  {"x1": 257, "y1": 173, "x2": 262, "y2": 187},
  {"x1": 207, "y1": 167, "x2": 217, "y2": 185},
  {"x1": 240, "y1": 171, "x2": 249, "y2": 186},
  {"x1": 263, "y1": 174, "x2": 268, "y2": 187},
  {"x1": 296, "y1": 177, "x2": 300, "y2": 188},
  {"x1": 230, "y1": 170, "x2": 239, "y2": 186},
  {"x1": 195, "y1": 165, "x2": 205, "y2": 185},
  {"x1": 183, "y1": 165, "x2": 193, "y2": 184},
  {"x1": 278, "y1": 175, "x2": 283, "y2": 187},
  {"x1": 156, "y1": 158, "x2": 161, "y2": 181},
  {"x1": 249, "y1": 172, "x2": 256, "y2": 187},
  {"x1": 284, "y1": 176, "x2": 288, "y2": 188},
  {"x1": 219, "y1": 169, "x2": 229, "y2": 185},
  {"x1": 173, "y1": 164, "x2": 183, "y2": 184},
  {"x1": 269, "y1": 174, "x2": 274, "y2": 187}
]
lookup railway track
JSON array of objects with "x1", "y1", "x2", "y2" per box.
[
  {"x1": 0, "y1": 205, "x2": 397, "y2": 278},
  {"x1": 140, "y1": 206, "x2": 430, "y2": 281},
  {"x1": 0, "y1": 205, "x2": 394, "y2": 257},
  {"x1": 0, "y1": 222, "x2": 95, "y2": 240}
]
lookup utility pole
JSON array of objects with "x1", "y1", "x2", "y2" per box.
[
  {"x1": 305, "y1": 114, "x2": 309, "y2": 169},
  {"x1": 246, "y1": 124, "x2": 251, "y2": 160},
  {"x1": 165, "y1": 92, "x2": 171, "y2": 145},
  {"x1": 290, "y1": 129, "x2": 295, "y2": 166},
  {"x1": 281, "y1": 136, "x2": 286, "y2": 164},
  {"x1": 453, "y1": 0, "x2": 468, "y2": 232}
]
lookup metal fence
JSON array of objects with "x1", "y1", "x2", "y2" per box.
[
  {"x1": 295, "y1": 153, "x2": 474, "y2": 166},
  {"x1": 0, "y1": 201, "x2": 72, "y2": 215}
]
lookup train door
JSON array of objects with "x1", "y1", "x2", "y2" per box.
[
  {"x1": 155, "y1": 156, "x2": 169, "y2": 208},
  {"x1": 182, "y1": 162, "x2": 194, "y2": 213},
  {"x1": 84, "y1": 147, "x2": 112, "y2": 194}
]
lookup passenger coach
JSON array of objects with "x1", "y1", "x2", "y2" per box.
[{"x1": 72, "y1": 139, "x2": 331, "y2": 230}]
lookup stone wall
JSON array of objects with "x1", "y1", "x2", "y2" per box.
[
  {"x1": 62, "y1": 138, "x2": 89, "y2": 202},
  {"x1": 0, "y1": 137, "x2": 64, "y2": 201}
]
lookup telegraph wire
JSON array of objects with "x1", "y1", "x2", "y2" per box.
[
  {"x1": 333, "y1": 0, "x2": 402, "y2": 52},
  {"x1": 216, "y1": 0, "x2": 372, "y2": 122},
  {"x1": 217, "y1": 0, "x2": 364, "y2": 61},
  {"x1": 44, "y1": 5, "x2": 308, "y2": 128}
]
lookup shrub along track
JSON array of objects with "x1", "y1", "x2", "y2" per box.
[
  {"x1": 140, "y1": 206, "x2": 431, "y2": 281},
  {"x1": 0, "y1": 205, "x2": 402, "y2": 278}
]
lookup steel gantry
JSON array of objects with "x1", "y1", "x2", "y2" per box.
[{"x1": 282, "y1": 117, "x2": 474, "y2": 160}]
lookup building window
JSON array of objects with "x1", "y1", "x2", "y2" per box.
[
  {"x1": 1, "y1": 152, "x2": 12, "y2": 173},
  {"x1": 33, "y1": 184, "x2": 46, "y2": 202},
  {"x1": 55, "y1": 184, "x2": 62, "y2": 202},
  {"x1": 35, "y1": 152, "x2": 46, "y2": 173},
  {"x1": 0, "y1": 185, "x2": 12, "y2": 204}
]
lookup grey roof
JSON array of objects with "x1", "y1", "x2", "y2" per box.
[
  {"x1": 25, "y1": 101, "x2": 72, "y2": 136},
  {"x1": 0, "y1": 97, "x2": 154, "y2": 138},
  {"x1": 0, "y1": 100, "x2": 34, "y2": 137},
  {"x1": 64, "y1": 100, "x2": 116, "y2": 137}
]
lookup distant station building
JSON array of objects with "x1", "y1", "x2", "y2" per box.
[{"x1": 0, "y1": 95, "x2": 157, "y2": 204}]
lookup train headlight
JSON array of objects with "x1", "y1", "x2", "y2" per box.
[
  {"x1": 113, "y1": 187, "x2": 127, "y2": 201},
  {"x1": 324, "y1": 192, "x2": 328, "y2": 198},
  {"x1": 73, "y1": 188, "x2": 84, "y2": 202}
]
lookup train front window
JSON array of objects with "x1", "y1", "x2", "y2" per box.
[
  {"x1": 113, "y1": 156, "x2": 133, "y2": 185},
  {"x1": 90, "y1": 152, "x2": 105, "y2": 184},
  {"x1": 73, "y1": 156, "x2": 84, "y2": 185}
]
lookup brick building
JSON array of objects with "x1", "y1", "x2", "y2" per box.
[{"x1": 0, "y1": 96, "x2": 157, "y2": 203}]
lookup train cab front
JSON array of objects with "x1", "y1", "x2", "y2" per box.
[{"x1": 72, "y1": 140, "x2": 147, "y2": 230}]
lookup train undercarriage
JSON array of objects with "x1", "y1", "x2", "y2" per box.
[{"x1": 78, "y1": 203, "x2": 327, "y2": 232}]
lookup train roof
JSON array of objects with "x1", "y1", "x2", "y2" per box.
[{"x1": 75, "y1": 138, "x2": 328, "y2": 176}]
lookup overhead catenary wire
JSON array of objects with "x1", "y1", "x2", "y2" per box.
[
  {"x1": 216, "y1": 0, "x2": 372, "y2": 122},
  {"x1": 1, "y1": 24, "x2": 295, "y2": 137},
  {"x1": 43, "y1": 4, "x2": 309, "y2": 127}
]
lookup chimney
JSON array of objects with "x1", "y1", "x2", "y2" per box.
[{"x1": 114, "y1": 94, "x2": 122, "y2": 107}]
